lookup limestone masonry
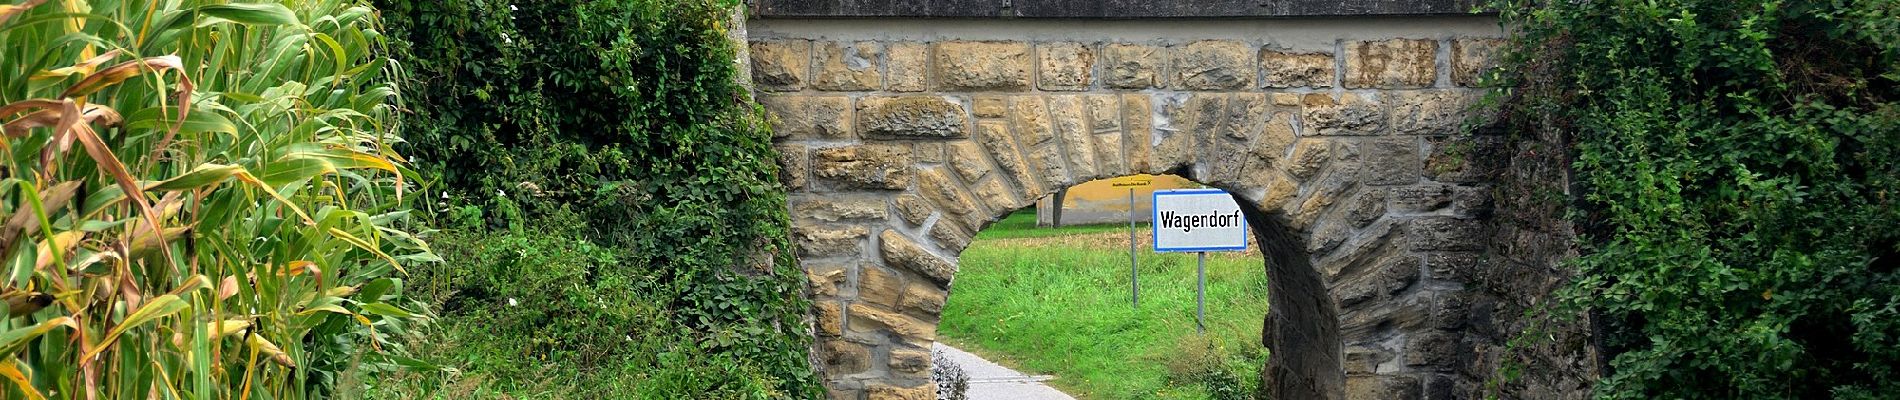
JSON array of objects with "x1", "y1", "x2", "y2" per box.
[{"x1": 754, "y1": 19, "x2": 1546, "y2": 400}]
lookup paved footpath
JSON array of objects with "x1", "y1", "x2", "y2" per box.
[{"x1": 933, "y1": 343, "x2": 1078, "y2": 400}]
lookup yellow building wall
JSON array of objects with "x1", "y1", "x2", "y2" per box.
[{"x1": 1035, "y1": 174, "x2": 1198, "y2": 225}]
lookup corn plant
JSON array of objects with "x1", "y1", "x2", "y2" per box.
[{"x1": 0, "y1": 0, "x2": 435, "y2": 398}]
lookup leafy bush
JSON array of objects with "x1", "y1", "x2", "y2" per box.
[
  {"x1": 0, "y1": 0, "x2": 432, "y2": 398},
  {"x1": 1491, "y1": 0, "x2": 1900, "y2": 398},
  {"x1": 370, "y1": 0, "x2": 820, "y2": 397},
  {"x1": 933, "y1": 350, "x2": 970, "y2": 400}
]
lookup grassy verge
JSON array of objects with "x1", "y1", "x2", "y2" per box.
[{"x1": 940, "y1": 211, "x2": 1270, "y2": 400}]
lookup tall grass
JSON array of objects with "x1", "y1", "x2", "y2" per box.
[{"x1": 0, "y1": 1, "x2": 433, "y2": 398}]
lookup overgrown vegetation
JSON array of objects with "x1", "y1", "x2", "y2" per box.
[
  {"x1": 365, "y1": 0, "x2": 819, "y2": 397},
  {"x1": 941, "y1": 211, "x2": 1268, "y2": 399},
  {"x1": 0, "y1": 0, "x2": 432, "y2": 398},
  {"x1": 1492, "y1": 0, "x2": 1900, "y2": 398}
]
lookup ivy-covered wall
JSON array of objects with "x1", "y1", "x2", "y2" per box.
[
  {"x1": 1495, "y1": 0, "x2": 1899, "y2": 398},
  {"x1": 369, "y1": 0, "x2": 822, "y2": 397}
]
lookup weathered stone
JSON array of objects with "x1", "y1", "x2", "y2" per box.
[
  {"x1": 794, "y1": 225, "x2": 869, "y2": 257},
  {"x1": 1392, "y1": 184, "x2": 1455, "y2": 213},
  {"x1": 1345, "y1": 38, "x2": 1438, "y2": 89},
  {"x1": 917, "y1": 168, "x2": 984, "y2": 229},
  {"x1": 1093, "y1": 133, "x2": 1127, "y2": 177},
  {"x1": 1173, "y1": 40, "x2": 1254, "y2": 90},
  {"x1": 929, "y1": 221, "x2": 973, "y2": 254},
  {"x1": 1346, "y1": 375, "x2": 1422, "y2": 400},
  {"x1": 1430, "y1": 292, "x2": 1473, "y2": 330},
  {"x1": 814, "y1": 300, "x2": 844, "y2": 336},
  {"x1": 820, "y1": 339, "x2": 870, "y2": 374},
  {"x1": 814, "y1": 41, "x2": 883, "y2": 91},
  {"x1": 1184, "y1": 93, "x2": 1229, "y2": 143},
  {"x1": 1272, "y1": 92, "x2": 1303, "y2": 107},
  {"x1": 814, "y1": 145, "x2": 914, "y2": 190},
  {"x1": 750, "y1": 40, "x2": 810, "y2": 91},
  {"x1": 1286, "y1": 139, "x2": 1331, "y2": 181},
  {"x1": 1425, "y1": 135, "x2": 1504, "y2": 184},
  {"x1": 1374, "y1": 254, "x2": 1422, "y2": 296},
  {"x1": 1344, "y1": 347, "x2": 1385, "y2": 376},
  {"x1": 936, "y1": 41, "x2": 1031, "y2": 91},
  {"x1": 974, "y1": 121, "x2": 1044, "y2": 197},
  {"x1": 1292, "y1": 177, "x2": 1353, "y2": 231},
  {"x1": 1391, "y1": 90, "x2": 1480, "y2": 136},
  {"x1": 1423, "y1": 252, "x2": 1480, "y2": 283},
  {"x1": 765, "y1": 96, "x2": 853, "y2": 140},
  {"x1": 826, "y1": 387, "x2": 860, "y2": 400},
  {"x1": 1038, "y1": 42, "x2": 1095, "y2": 91},
  {"x1": 1255, "y1": 111, "x2": 1298, "y2": 161},
  {"x1": 848, "y1": 303, "x2": 937, "y2": 341},
  {"x1": 1050, "y1": 96, "x2": 1099, "y2": 179},
  {"x1": 970, "y1": 176, "x2": 1026, "y2": 215},
  {"x1": 912, "y1": 142, "x2": 945, "y2": 164},
  {"x1": 793, "y1": 196, "x2": 889, "y2": 222},
  {"x1": 1451, "y1": 186, "x2": 1494, "y2": 217},
  {"x1": 1086, "y1": 95, "x2": 1120, "y2": 133},
  {"x1": 887, "y1": 41, "x2": 930, "y2": 92},
  {"x1": 1407, "y1": 331, "x2": 1456, "y2": 368},
  {"x1": 1309, "y1": 220, "x2": 1352, "y2": 256},
  {"x1": 859, "y1": 264, "x2": 904, "y2": 307},
  {"x1": 879, "y1": 230, "x2": 956, "y2": 285},
  {"x1": 777, "y1": 144, "x2": 809, "y2": 190},
  {"x1": 1261, "y1": 49, "x2": 1335, "y2": 88},
  {"x1": 974, "y1": 97, "x2": 1008, "y2": 118},
  {"x1": 1409, "y1": 217, "x2": 1486, "y2": 251},
  {"x1": 1102, "y1": 43, "x2": 1165, "y2": 89},
  {"x1": 1024, "y1": 143, "x2": 1074, "y2": 191},
  {"x1": 1122, "y1": 94, "x2": 1155, "y2": 172},
  {"x1": 1303, "y1": 93, "x2": 1386, "y2": 136},
  {"x1": 889, "y1": 348, "x2": 932, "y2": 374},
  {"x1": 1252, "y1": 172, "x2": 1301, "y2": 213},
  {"x1": 866, "y1": 384, "x2": 935, "y2": 400},
  {"x1": 1012, "y1": 96, "x2": 1057, "y2": 146},
  {"x1": 894, "y1": 194, "x2": 935, "y2": 226},
  {"x1": 807, "y1": 263, "x2": 847, "y2": 297},
  {"x1": 1353, "y1": 138, "x2": 1421, "y2": 186},
  {"x1": 901, "y1": 283, "x2": 946, "y2": 317},
  {"x1": 1452, "y1": 38, "x2": 1505, "y2": 87},
  {"x1": 946, "y1": 141, "x2": 992, "y2": 182},
  {"x1": 1344, "y1": 189, "x2": 1388, "y2": 228},
  {"x1": 857, "y1": 96, "x2": 969, "y2": 139}
]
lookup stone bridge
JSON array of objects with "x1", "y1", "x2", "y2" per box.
[{"x1": 746, "y1": 4, "x2": 1566, "y2": 399}]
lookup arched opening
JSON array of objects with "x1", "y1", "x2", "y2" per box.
[{"x1": 927, "y1": 174, "x2": 1342, "y2": 399}]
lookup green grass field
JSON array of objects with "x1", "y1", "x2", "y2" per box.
[{"x1": 940, "y1": 210, "x2": 1271, "y2": 400}]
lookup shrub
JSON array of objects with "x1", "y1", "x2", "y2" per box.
[
  {"x1": 1491, "y1": 0, "x2": 1900, "y2": 398},
  {"x1": 0, "y1": 0, "x2": 432, "y2": 398},
  {"x1": 933, "y1": 350, "x2": 971, "y2": 400},
  {"x1": 371, "y1": 0, "x2": 820, "y2": 397}
]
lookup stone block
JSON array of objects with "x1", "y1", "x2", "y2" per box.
[
  {"x1": 1012, "y1": 96, "x2": 1057, "y2": 146},
  {"x1": 901, "y1": 283, "x2": 947, "y2": 317},
  {"x1": 1303, "y1": 93, "x2": 1386, "y2": 136},
  {"x1": 1050, "y1": 96, "x2": 1099, "y2": 179},
  {"x1": 1093, "y1": 133, "x2": 1127, "y2": 177},
  {"x1": 1409, "y1": 217, "x2": 1486, "y2": 251},
  {"x1": 807, "y1": 263, "x2": 847, "y2": 297},
  {"x1": 894, "y1": 194, "x2": 935, "y2": 227},
  {"x1": 1122, "y1": 94, "x2": 1156, "y2": 172},
  {"x1": 777, "y1": 144, "x2": 809, "y2": 190},
  {"x1": 765, "y1": 96, "x2": 853, "y2": 140},
  {"x1": 913, "y1": 142, "x2": 946, "y2": 164},
  {"x1": 973, "y1": 97, "x2": 1008, "y2": 118},
  {"x1": 794, "y1": 225, "x2": 869, "y2": 257},
  {"x1": 946, "y1": 141, "x2": 993, "y2": 182},
  {"x1": 929, "y1": 221, "x2": 973, "y2": 254},
  {"x1": 814, "y1": 145, "x2": 914, "y2": 190},
  {"x1": 1173, "y1": 40, "x2": 1255, "y2": 90},
  {"x1": 887, "y1": 41, "x2": 930, "y2": 92},
  {"x1": 859, "y1": 264, "x2": 904, "y2": 307},
  {"x1": 1425, "y1": 135, "x2": 1505, "y2": 184},
  {"x1": 1344, "y1": 189, "x2": 1388, "y2": 228},
  {"x1": 1451, "y1": 186, "x2": 1494, "y2": 217},
  {"x1": 1261, "y1": 49, "x2": 1335, "y2": 88},
  {"x1": 858, "y1": 96, "x2": 969, "y2": 139},
  {"x1": 879, "y1": 230, "x2": 957, "y2": 285},
  {"x1": 820, "y1": 339, "x2": 870, "y2": 374},
  {"x1": 814, "y1": 41, "x2": 882, "y2": 91},
  {"x1": 889, "y1": 348, "x2": 932, "y2": 374},
  {"x1": 1392, "y1": 184, "x2": 1455, "y2": 213},
  {"x1": 866, "y1": 384, "x2": 936, "y2": 400},
  {"x1": 1024, "y1": 143, "x2": 1074, "y2": 192},
  {"x1": 848, "y1": 302, "x2": 937, "y2": 342},
  {"x1": 814, "y1": 300, "x2": 844, "y2": 336},
  {"x1": 1406, "y1": 331, "x2": 1456, "y2": 369},
  {"x1": 1391, "y1": 90, "x2": 1480, "y2": 136},
  {"x1": 1086, "y1": 94, "x2": 1120, "y2": 133},
  {"x1": 793, "y1": 195, "x2": 890, "y2": 223},
  {"x1": 936, "y1": 41, "x2": 1031, "y2": 91},
  {"x1": 1038, "y1": 42, "x2": 1095, "y2": 91},
  {"x1": 750, "y1": 40, "x2": 810, "y2": 91},
  {"x1": 1102, "y1": 43, "x2": 1164, "y2": 89},
  {"x1": 917, "y1": 168, "x2": 984, "y2": 229},
  {"x1": 970, "y1": 176, "x2": 1025, "y2": 215},
  {"x1": 1286, "y1": 139, "x2": 1331, "y2": 181},
  {"x1": 1452, "y1": 38, "x2": 1505, "y2": 87},
  {"x1": 1345, "y1": 38, "x2": 1438, "y2": 89},
  {"x1": 1346, "y1": 375, "x2": 1422, "y2": 400},
  {"x1": 1355, "y1": 138, "x2": 1422, "y2": 186},
  {"x1": 974, "y1": 120, "x2": 1043, "y2": 197}
]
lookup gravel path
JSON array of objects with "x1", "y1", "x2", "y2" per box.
[{"x1": 934, "y1": 343, "x2": 1078, "y2": 400}]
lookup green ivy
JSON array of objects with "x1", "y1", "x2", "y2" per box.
[
  {"x1": 1491, "y1": 0, "x2": 1900, "y2": 398},
  {"x1": 370, "y1": 0, "x2": 821, "y2": 397}
]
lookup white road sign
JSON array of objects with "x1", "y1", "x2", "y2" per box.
[{"x1": 1152, "y1": 189, "x2": 1248, "y2": 252}]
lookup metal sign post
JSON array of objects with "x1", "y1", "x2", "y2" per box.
[
  {"x1": 1151, "y1": 189, "x2": 1248, "y2": 335},
  {"x1": 1129, "y1": 187, "x2": 1139, "y2": 307}
]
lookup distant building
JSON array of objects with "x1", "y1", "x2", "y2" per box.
[{"x1": 1035, "y1": 174, "x2": 1197, "y2": 227}]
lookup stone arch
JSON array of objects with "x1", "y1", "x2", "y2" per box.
[{"x1": 767, "y1": 30, "x2": 1504, "y2": 400}]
